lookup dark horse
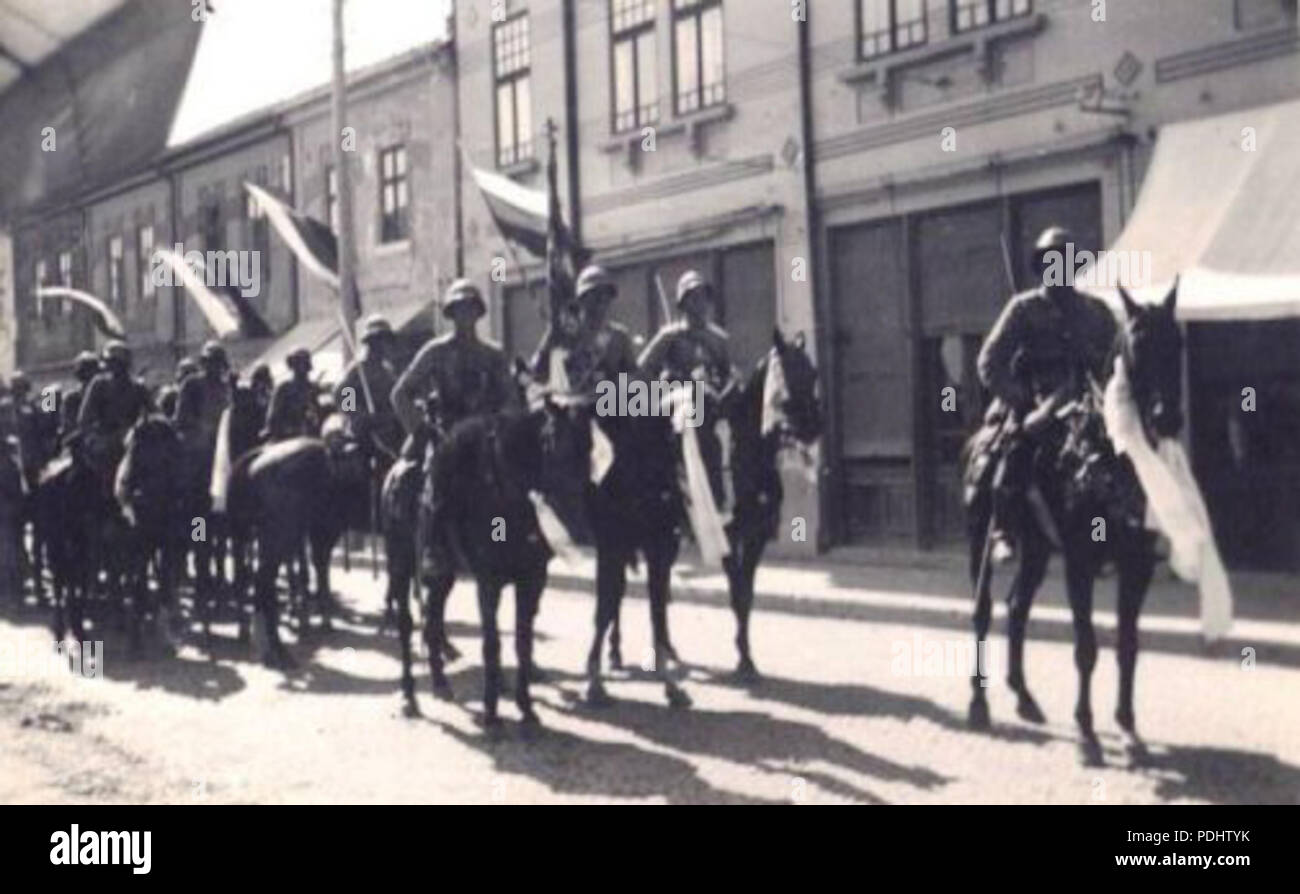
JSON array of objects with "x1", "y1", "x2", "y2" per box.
[
  {"x1": 963, "y1": 282, "x2": 1183, "y2": 766},
  {"x1": 721, "y1": 329, "x2": 822, "y2": 679},
  {"x1": 596, "y1": 329, "x2": 823, "y2": 690},
  {"x1": 225, "y1": 430, "x2": 364, "y2": 668},
  {"x1": 390, "y1": 398, "x2": 588, "y2": 728},
  {"x1": 114, "y1": 415, "x2": 188, "y2": 656}
]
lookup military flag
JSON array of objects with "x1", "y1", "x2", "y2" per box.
[{"x1": 35, "y1": 286, "x2": 126, "y2": 339}]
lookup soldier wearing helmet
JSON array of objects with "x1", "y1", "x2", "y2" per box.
[
  {"x1": 531, "y1": 264, "x2": 639, "y2": 396},
  {"x1": 77, "y1": 340, "x2": 151, "y2": 478},
  {"x1": 334, "y1": 313, "x2": 403, "y2": 458},
  {"x1": 263, "y1": 347, "x2": 321, "y2": 441},
  {"x1": 391, "y1": 278, "x2": 519, "y2": 584},
  {"x1": 249, "y1": 362, "x2": 273, "y2": 418},
  {"x1": 175, "y1": 340, "x2": 232, "y2": 459},
  {"x1": 977, "y1": 225, "x2": 1119, "y2": 562},
  {"x1": 62, "y1": 351, "x2": 101, "y2": 436},
  {"x1": 638, "y1": 269, "x2": 736, "y2": 507}
]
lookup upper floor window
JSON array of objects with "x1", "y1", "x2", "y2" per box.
[
  {"x1": 611, "y1": 0, "x2": 659, "y2": 133},
  {"x1": 379, "y1": 145, "x2": 410, "y2": 244},
  {"x1": 1235, "y1": 0, "x2": 1297, "y2": 29},
  {"x1": 57, "y1": 250, "x2": 73, "y2": 316},
  {"x1": 325, "y1": 166, "x2": 340, "y2": 235},
  {"x1": 859, "y1": 0, "x2": 928, "y2": 59},
  {"x1": 247, "y1": 186, "x2": 271, "y2": 282},
  {"x1": 951, "y1": 0, "x2": 1032, "y2": 33},
  {"x1": 107, "y1": 235, "x2": 123, "y2": 307},
  {"x1": 673, "y1": 0, "x2": 726, "y2": 115},
  {"x1": 138, "y1": 224, "x2": 155, "y2": 300},
  {"x1": 493, "y1": 14, "x2": 533, "y2": 167}
]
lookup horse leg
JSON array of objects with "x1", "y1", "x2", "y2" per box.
[
  {"x1": 395, "y1": 554, "x2": 419, "y2": 717},
  {"x1": 1064, "y1": 549, "x2": 1102, "y2": 766},
  {"x1": 727, "y1": 537, "x2": 763, "y2": 680},
  {"x1": 253, "y1": 539, "x2": 293, "y2": 670},
  {"x1": 424, "y1": 572, "x2": 455, "y2": 700},
  {"x1": 514, "y1": 571, "x2": 544, "y2": 727},
  {"x1": 647, "y1": 543, "x2": 690, "y2": 709},
  {"x1": 586, "y1": 547, "x2": 623, "y2": 706},
  {"x1": 476, "y1": 578, "x2": 503, "y2": 732},
  {"x1": 1006, "y1": 530, "x2": 1050, "y2": 723},
  {"x1": 1116, "y1": 534, "x2": 1155, "y2": 763},
  {"x1": 310, "y1": 528, "x2": 333, "y2": 634},
  {"x1": 968, "y1": 508, "x2": 997, "y2": 729}
]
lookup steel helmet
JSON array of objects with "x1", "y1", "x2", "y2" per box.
[
  {"x1": 201, "y1": 339, "x2": 229, "y2": 367},
  {"x1": 102, "y1": 340, "x2": 131, "y2": 364},
  {"x1": 360, "y1": 313, "x2": 394, "y2": 343},
  {"x1": 1033, "y1": 226, "x2": 1074, "y2": 262},
  {"x1": 441, "y1": 278, "x2": 486, "y2": 318},
  {"x1": 74, "y1": 351, "x2": 100, "y2": 379},
  {"x1": 676, "y1": 269, "x2": 714, "y2": 308},
  {"x1": 286, "y1": 347, "x2": 313, "y2": 371},
  {"x1": 575, "y1": 265, "x2": 616, "y2": 304}
]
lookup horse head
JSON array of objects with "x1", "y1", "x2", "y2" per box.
[
  {"x1": 1118, "y1": 280, "x2": 1183, "y2": 443},
  {"x1": 117, "y1": 414, "x2": 182, "y2": 520},
  {"x1": 768, "y1": 328, "x2": 823, "y2": 445}
]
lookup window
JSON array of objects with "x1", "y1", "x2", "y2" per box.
[
  {"x1": 951, "y1": 0, "x2": 1032, "y2": 33},
  {"x1": 107, "y1": 235, "x2": 123, "y2": 307},
  {"x1": 1235, "y1": 0, "x2": 1297, "y2": 30},
  {"x1": 493, "y1": 14, "x2": 533, "y2": 167},
  {"x1": 325, "y1": 166, "x2": 340, "y2": 235},
  {"x1": 138, "y1": 224, "x2": 155, "y2": 300},
  {"x1": 33, "y1": 259, "x2": 48, "y2": 320},
  {"x1": 379, "y1": 145, "x2": 410, "y2": 243},
  {"x1": 58, "y1": 250, "x2": 73, "y2": 316},
  {"x1": 247, "y1": 187, "x2": 270, "y2": 283},
  {"x1": 859, "y1": 0, "x2": 927, "y2": 59},
  {"x1": 611, "y1": 0, "x2": 659, "y2": 132},
  {"x1": 673, "y1": 0, "x2": 725, "y2": 114}
]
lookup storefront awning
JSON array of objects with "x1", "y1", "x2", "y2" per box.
[
  {"x1": 1094, "y1": 98, "x2": 1300, "y2": 321},
  {"x1": 244, "y1": 297, "x2": 435, "y2": 384}
]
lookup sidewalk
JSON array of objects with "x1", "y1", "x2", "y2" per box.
[{"x1": 541, "y1": 545, "x2": 1300, "y2": 656}]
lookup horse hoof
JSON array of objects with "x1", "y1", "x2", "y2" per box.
[
  {"x1": 586, "y1": 681, "x2": 614, "y2": 708},
  {"x1": 968, "y1": 696, "x2": 991, "y2": 731},
  {"x1": 402, "y1": 699, "x2": 422, "y2": 719},
  {"x1": 1115, "y1": 707, "x2": 1136, "y2": 734},
  {"x1": 665, "y1": 684, "x2": 692, "y2": 710},
  {"x1": 474, "y1": 714, "x2": 504, "y2": 739},
  {"x1": 1016, "y1": 694, "x2": 1047, "y2": 724},
  {"x1": 519, "y1": 708, "x2": 541, "y2": 729},
  {"x1": 608, "y1": 650, "x2": 623, "y2": 671},
  {"x1": 1079, "y1": 736, "x2": 1104, "y2": 767},
  {"x1": 735, "y1": 657, "x2": 761, "y2": 684},
  {"x1": 432, "y1": 677, "x2": 455, "y2": 702},
  {"x1": 440, "y1": 640, "x2": 461, "y2": 662}
]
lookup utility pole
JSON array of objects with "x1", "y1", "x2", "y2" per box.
[{"x1": 331, "y1": 0, "x2": 361, "y2": 357}]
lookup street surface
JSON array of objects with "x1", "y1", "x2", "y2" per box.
[{"x1": 1, "y1": 554, "x2": 1297, "y2": 804}]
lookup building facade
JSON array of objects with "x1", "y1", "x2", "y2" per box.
[
  {"x1": 455, "y1": 0, "x2": 1300, "y2": 565},
  {"x1": 6, "y1": 41, "x2": 456, "y2": 387}
]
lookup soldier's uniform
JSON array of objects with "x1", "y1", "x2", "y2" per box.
[
  {"x1": 264, "y1": 349, "x2": 320, "y2": 441},
  {"x1": 638, "y1": 269, "x2": 735, "y2": 507},
  {"x1": 531, "y1": 265, "x2": 639, "y2": 395},
  {"x1": 174, "y1": 341, "x2": 232, "y2": 500},
  {"x1": 334, "y1": 315, "x2": 403, "y2": 458},
  {"x1": 77, "y1": 342, "x2": 151, "y2": 488},
  {"x1": 390, "y1": 279, "x2": 519, "y2": 584},
  {"x1": 61, "y1": 352, "x2": 101, "y2": 441},
  {"x1": 977, "y1": 226, "x2": 1118, "y2": 558},
  {"x1": 7, "y1": 374, "x2": 46, "y2": 490}
]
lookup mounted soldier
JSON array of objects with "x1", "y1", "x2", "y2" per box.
[
  {"x1": 531, "y1": 264, "x2": 639, "y2": 396},
  {"x1": 638, "y1": 269, "x2": 736, "y2": 508},
  {"x1": 77, "y1": 340, "x2": 152, "y2": 491},
  {"x1": 334, "y1": 313, "x2": 403, "y2": 461},
  {"x1": 976, "y1": 225, "x2": 1119, "y2": 563},
  {"x1": 61, "y1": 352, "x2": 100, "y2": 439},
  {"x1": 263, "y1": 348, "x2": 321, "y2": 442},
  {"x1": 175, "y1": 341, "x2": 232, "y2": 463},
  {"x1": 249, "y1": 362, "x2": 273, "y2": 421},
  {"x1": 390, "y1": 278, "x2": 519, "y2": 586}
]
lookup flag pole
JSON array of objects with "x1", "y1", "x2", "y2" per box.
[{"x1": 332, "y1": 0, "x2": 361, "y2": 361}]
